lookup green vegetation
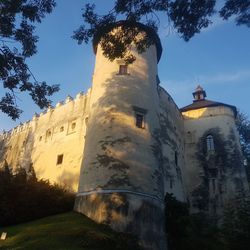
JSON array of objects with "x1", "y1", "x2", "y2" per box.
[
  {"x1": 0, "y1": 212, "x2": 140, "y2": 250},
  {"x1": 165, "y1": 193, "x2": 250, "y2": 250},
  {"x1": 0, "y1": 165, "x2": 75, "y2": 226},
  {"x1": 0, "y1": 0, "x2": 58, "y2": 119},
  {"x1": 236, "y1": 111, "x2": 250, "y2": 184}
]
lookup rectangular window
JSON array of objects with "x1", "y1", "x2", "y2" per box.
[
  {"x1": 175, "y1": 151, "x2": 178, "y2": 166},
  {"x1": 136, "y1": 113, "x2": 144, "y2": 128},
  {"x1": 133, "y1": 106, "x2": 147, "y2": 129},
  {"x1": 56, "y1": 154, "x2": 63, "y2": 165},
  {"x1": 119, "y1": 65, "x2": 128, "y2": 75}
]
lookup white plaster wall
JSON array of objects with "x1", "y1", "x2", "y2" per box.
[
  {"x1": 0, "y1": 91, "x2": 91, "y2": 192},
  {"x1": 158, "y1": 87, "x2": 186, "y2": 202},
  {"x1": 78, "y1": 36, "x2": 164, "y2": 198}
]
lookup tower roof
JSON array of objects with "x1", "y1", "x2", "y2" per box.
[
  {"x1": 180, "y1": 86, "x2": 237, "y2": 117},
  {"x1": 192, "y1": 85, "x2": 207, "y2": 101},
  {"x1": 92, "y1": 20, "x2": 162, "y2": 62}
]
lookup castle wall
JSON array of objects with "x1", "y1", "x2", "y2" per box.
[
  {"x1": 182, "y1": 106, "x2": 249, "y2": 215},
  {"x1": 158, "y1": 87, "x2": 186, "y2": 202},
  {"x1": 0, "y1": 90, "x2": 91, "y2": 191},
  {"x1": 75, "y1": 33, "x2": 169, "y2": 249}
]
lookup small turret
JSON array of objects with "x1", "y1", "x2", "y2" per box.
[{"x1": 192, "y1": 85, "x2": 207, "y2": 101}]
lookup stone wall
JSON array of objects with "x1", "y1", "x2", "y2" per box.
[
  {"x1": 182, "y1": 106, "x2": 249, "y2": 216},
  {"x1": 0, "y1": 90, "x2": 91, "y2": 191}
]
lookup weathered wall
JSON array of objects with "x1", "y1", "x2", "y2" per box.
[
  {"x1": 182, "y1": 106, "x2": 249, "y2": 215},
  {"x1": 157, "y1": 87, "x2": 186, "y2": 202},
  {"x1": 75, "y1": 31, "x2": 169, "y2": 249},
  {"x1": 0, "y1": 90, "x2": 91, "y2": 191}
]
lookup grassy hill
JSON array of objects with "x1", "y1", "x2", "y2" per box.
[{"x1": 0, "y1": 212, "x2": 140, "y2": 250}]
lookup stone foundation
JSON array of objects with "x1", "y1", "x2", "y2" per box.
[{"x1": 74, "y1": 191, "x2": 167, "y2": 250}]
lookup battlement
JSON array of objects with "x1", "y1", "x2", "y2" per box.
[{"x1": 0, "y1": 88, "x2": 92, "y2": 139}]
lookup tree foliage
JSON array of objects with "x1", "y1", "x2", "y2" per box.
[
  {"x1": 73, "y1": 0, "x2": 250, "y2": 62},
  {"x1": 236, "y1": 111, "x2": 250, "y2": 181},
  {"x1": 0, "y1": 0, "x2": 59, "y2": 120},
  {"x1": 165, "y1": 193, "x2": 224, "y2": 250},
  {"x1": 165, "y1": 193, "x2": 250, "y2": 250},
  {"x1": 0, "y1": 164, "x2": 75, "y2": 226},
  {"x1": 221, "y1": 195, "x2": 250, "y2": 250}
]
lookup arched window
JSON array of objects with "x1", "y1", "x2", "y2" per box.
[{"x1": 206, "y1": 135, "x2": 214, "y2": 151}]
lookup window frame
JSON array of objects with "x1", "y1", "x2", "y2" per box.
[
  {"x1": 135, "y1": 113, "x2": 144, "y2": 128},
  {"x1": 206, "y1": 134, "x2": 215, "y2": 152},
  {"x1": 132, "y1": 106, "x2": 147, "y2": 129},
  {"x1": 56, "y1": 154, "x2": 64, "y2": 165},
  {"x1": 118, "y1": 64, "x2": 128, "y2": 75}
]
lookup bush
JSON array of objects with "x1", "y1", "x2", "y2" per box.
[
  {"x1": 165, "y1": 193, "x2": 225, "y2": 250},
  {"x1": 221, "y1": 195, "x2": 250, "y2": 250},
  {"x1": 0, "y1": 165, "x2": 75, "y2": 226}
]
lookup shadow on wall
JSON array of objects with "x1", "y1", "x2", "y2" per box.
[
  {"x1": 57, "y1": 170, "x2": 79, "y2": 192},
  {"x1": 81, "y1": 69, "x2": 166, "y2": 194}
]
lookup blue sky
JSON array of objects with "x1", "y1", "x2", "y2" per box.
[{"x1": 1, "y1": 1, "x2": 250, "y2": 132}]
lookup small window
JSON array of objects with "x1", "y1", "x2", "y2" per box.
[
  {"x1": 39, "y1": 136, "x2": 42, "y2": 141},
  {"x1": 133, "y1": 106, "x2": 147, "y2": 129},
  {"x1": 170, "y1": 178, "x2": 173, "y2": 189},
  {"x1": 118, "y1": 65, "x2": 128, "y2": 75},
  {"x1": 136, "y1": 113, "x2": 144, "y2": 128},
  {"x1": 85, "y1": 117, "x2": 89, "y2": 125},
  {"x1": 212, "y1": 179, "x2": 216, "y2": 193},
  {"x1": 56, "y1": 154, "x2": 63, "y2": 165},
  {"x1": 60, "y1": 126, "x2": 64, "y2": 132},
  {"x1": 47, "y1": 130, "x2": 52, "y2": 138},
  {"x1": 71, "y1": 122, "x2": 76, "y2": 130},
  {"x1": 206, "y1": 135, "x2": 214, "y2": 151},
  {"x1": 175, "y1": 151, "x2": 178, "y2": 166},
  {"x1": 28, "y1": 163, "x2": 33, "y2": 172}
]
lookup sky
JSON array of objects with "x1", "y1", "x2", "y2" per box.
[{"x1": 1, "y1": 0, "x2": 250, "y2": 132}]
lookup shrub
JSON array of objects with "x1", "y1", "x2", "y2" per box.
[
  {"x1": 0, "y1": 165, "x2": 75, "y2": 226},
  {"x1": 165, "y1": 193, "x2": 225, "y2": 250}
]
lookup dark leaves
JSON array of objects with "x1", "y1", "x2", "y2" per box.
[
  {"x1": 169, "y1": 0, "x2": 216, "y2": 41},
  {"x1": 220, "y1": 0, "x2": 250, "y2": 27},
  {"x1": 0, "y1": 0, "x2": 57, "y2": 119},
  {"x1": 74, "y1": 0, "x2": 249, "y2": 63},
  {"x1": 15, "y1": 20, "x2": 38, "y2": 57},
  {"x1": 30, "y1": 82, "x2": 60, "y2": 109},
  {"x1": 0, "y1": 93, "x2": 22, "y2": 120}
]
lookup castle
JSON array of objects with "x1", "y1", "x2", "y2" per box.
[{"x1": 0, "y1": 22, "x2": 249, "y2": 250}]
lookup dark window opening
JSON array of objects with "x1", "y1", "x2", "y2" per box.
[
  {"x1": 60, "y1": 126, "x2": 64, "y2": 132},
  {"x1": 170, "y1": 179, "x2": 173, "y2": 189},
  {"x1": 136, "y1": 113, "x2": 144, "y2": 128},
  {"x1": 28, "y1": 163, "x2": 33, "y2": 172},
  {"x1": 47, "y1": 130, "x2": 52, "y2": 138},
  {"x1": 71, "y1": 122, "x2": 76, "y2": 130},
  {"x1": 57, "y1": 154, "x2": 64, "y2": 165},
  {"x1": 175, "y1": 151, "x2": 178, "y2": 166},
  {"x1": 85, "y1": 117, "x2": 89, "y2": 125},
  {"x1": 119, "y1": 65, "x2": 128, "y2": 75},
  {"x1": 212, "y1": 179, "x2": 216, "y2": 193}
]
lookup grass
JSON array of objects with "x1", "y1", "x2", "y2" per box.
[{"x1": 0, "y1": 212, "x2": 139, "y2": 250}]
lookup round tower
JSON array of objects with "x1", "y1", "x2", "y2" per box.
[
  {"x1": 74, "y1": 22, "x2": 166, "y2": 249},
  {"x1": 181, "y1": 86, "x2": 249, "y2": 216}
]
